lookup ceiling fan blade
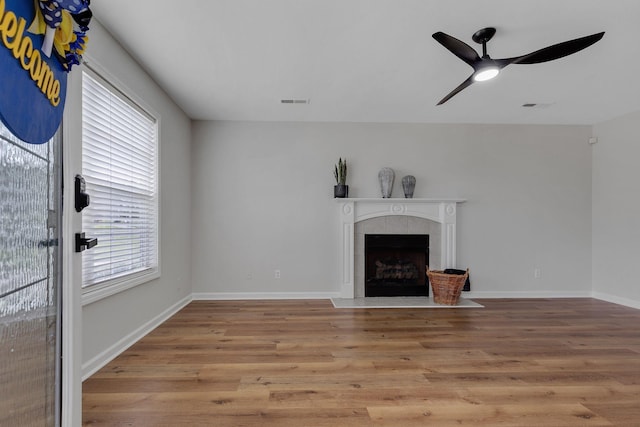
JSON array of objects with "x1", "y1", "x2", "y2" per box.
[
  {"x1": 437, "y1": 75, "x2": 475, "y2": 105},
  {"x1": 506, "y1": 32, "x2": 605, "y2": 65},
  {"x1": 432, "y1": 32, "x2": 481, "y2": 67}
]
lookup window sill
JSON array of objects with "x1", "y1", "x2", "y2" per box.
[{"x1": 81, "y1": 269, "x2": 160, "y2": 306}]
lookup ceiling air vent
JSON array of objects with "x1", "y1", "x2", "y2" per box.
[{"x1": 280, "y1": 99, "x2": 310, "y2": 104}]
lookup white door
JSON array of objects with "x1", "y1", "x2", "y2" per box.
[{"x1": 60, "y1": 67, "x2": 87, "y2": 426}]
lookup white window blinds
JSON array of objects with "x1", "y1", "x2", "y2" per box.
[{"x1": 81, "y1": 71, "x2": 158, "y2": 289}]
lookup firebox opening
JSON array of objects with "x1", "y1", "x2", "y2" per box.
[{"x1": 364, "y1": 234, "x2": 429, "y2": 297}]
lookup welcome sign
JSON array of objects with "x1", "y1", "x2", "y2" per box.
[{"x1": 0, "y1": 0, "x2": 91, "y2": 145}]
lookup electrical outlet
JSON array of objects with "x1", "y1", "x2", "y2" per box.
[
  {"x1": 246, "y1": 272, "x2": 252, "y2": 280},
  {"x1": 534, "y1": 268, "x2": 541, "y2": 279},
  {"x1": 274, "y1": 269, "x2": 281, "y2": 279}
]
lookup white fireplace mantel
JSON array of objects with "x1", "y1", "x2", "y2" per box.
[{"x1": 336, "y1": 198, "x2": 465, "y2": 298}]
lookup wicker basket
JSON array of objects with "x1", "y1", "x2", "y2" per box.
[{"x1": 427, "y1": 268, "x2": 469, "y2": 305}]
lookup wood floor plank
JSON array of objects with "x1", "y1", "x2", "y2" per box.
[
  {"x1": 366, "y1": 403, "x2": 612, "y2": 426},
  {"x1": 267, "y1": 386, "x2": 463, "y2": 408},
  {"x1": 237, "y1": 372, "x2": 431, "y2": 391},
  {"x1": 83, "y1": 298, "x2": 640, "y2": 426},
  {"x1": 460, "y1": 384, "x2": 640, "y2": 405},
  {"x1": 82, "y1": 376, "x2": 242, "y2": 394}
]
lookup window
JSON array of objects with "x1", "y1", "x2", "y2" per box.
[{"x1": 81, "y1": 70, "x2": 159, "y2": 300}]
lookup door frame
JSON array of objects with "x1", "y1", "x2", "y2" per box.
[{"x1": 61, "y1": 68, "x2": 83, "y2": 427}]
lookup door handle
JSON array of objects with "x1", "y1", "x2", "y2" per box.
[{"x1": 75, "y1": 232, "x2": 98, "y2": 252}]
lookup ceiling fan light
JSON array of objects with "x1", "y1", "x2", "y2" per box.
[{"x1": 473, "y1": 66, "x2": 500, "y2": 82}]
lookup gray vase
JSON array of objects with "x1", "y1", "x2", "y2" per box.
[
  {"x1": 378, "y1": 167, "x2": 395, "y2": 198},
  {"x1": 402, "y1": 175, "x2": 416, "y2": 198}
]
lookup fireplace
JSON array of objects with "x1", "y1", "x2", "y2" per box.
[
  {"x1": 365, "y1": 234, "x2": 429, "y2": 297},
  {"x1": 336, "y1": 198, "x2": 464, "y2": 298}
]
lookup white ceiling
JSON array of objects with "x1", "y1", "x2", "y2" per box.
[{"x1": 91, "y1": 0, "x2": 640, "y2": 125}]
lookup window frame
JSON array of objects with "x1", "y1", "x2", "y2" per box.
[{"x1": 80, "y1": 61, "x2": 161, "y2": 306}]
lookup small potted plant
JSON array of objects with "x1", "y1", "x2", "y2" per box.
[{"x1": 333, "y1": 157, "x2": 348, "y2": 198}]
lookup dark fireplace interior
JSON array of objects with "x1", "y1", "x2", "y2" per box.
[{"x1": 365, "y1": 234, "x2": 429, "y2": 297}]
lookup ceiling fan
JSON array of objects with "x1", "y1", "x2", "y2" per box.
[{"x1": 432, "y1": 28, "x2": 605, "y2": 105}]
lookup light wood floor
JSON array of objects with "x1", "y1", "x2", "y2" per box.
[{"x1": 83, "y1": 298, "x2": 640, "y2": 426}]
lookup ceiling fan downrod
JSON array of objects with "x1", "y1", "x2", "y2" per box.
[{"x1": 472, "y1": 27, "x2": 496, "y2": 58}]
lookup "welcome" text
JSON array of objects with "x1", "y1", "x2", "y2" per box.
[{"x1": 0, "y1": 0, "x2": 61, "y2": 107}]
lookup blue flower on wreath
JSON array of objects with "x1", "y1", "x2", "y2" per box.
[{"x1": 29, "y1": 0, "x2": 93, "y2": 71}]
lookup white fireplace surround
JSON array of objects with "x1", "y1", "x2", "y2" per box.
[{"x1": 337, "y1": 198, "x2": 465, "y2": 298}]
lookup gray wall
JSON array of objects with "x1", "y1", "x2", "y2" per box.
[
  {"x1": 192, "y1": 121, "x2": 593, "y2": 297},
  {"x1": 592, "y1": 110, "x2": 640, "y2": 307},
  {"x1": 78, "y1": 20, "x2": 192, "y2": 370}
]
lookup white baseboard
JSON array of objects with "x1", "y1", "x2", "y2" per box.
[
  {"x1": 81, "y1": 294, "x2": 192, "y2": 381},
  {"x1": 465, "y1": 291, "x2": 593, "y2": 299},
  {"x1": 192, "y1": 292, "x2": 341, "y2": 300},
  {"x1": 195, "y1": 290, "x2": 612, "y2": 301},
  {"x1": 592, "y1": 291, "x2": 640, "y2": 310}
]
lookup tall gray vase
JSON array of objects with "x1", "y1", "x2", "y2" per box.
[
  {"x1": 402, "y1": 175, "x2": 416, "y2": 198},
  {"x1": 378, "y1": 167, "x2": 395, "y2": 198}
]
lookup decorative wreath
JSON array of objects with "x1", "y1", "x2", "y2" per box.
[{"x1": 28, "y1": 0, "x2": 92, "y2": 71}]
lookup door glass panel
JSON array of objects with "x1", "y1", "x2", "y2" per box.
[{"x1": 0, "y1": 122, "x2": 60, "y2": 426}]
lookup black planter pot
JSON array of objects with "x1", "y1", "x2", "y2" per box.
[{"x1": 334, "y1": 184, "x2": 349, "y2": 198}]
